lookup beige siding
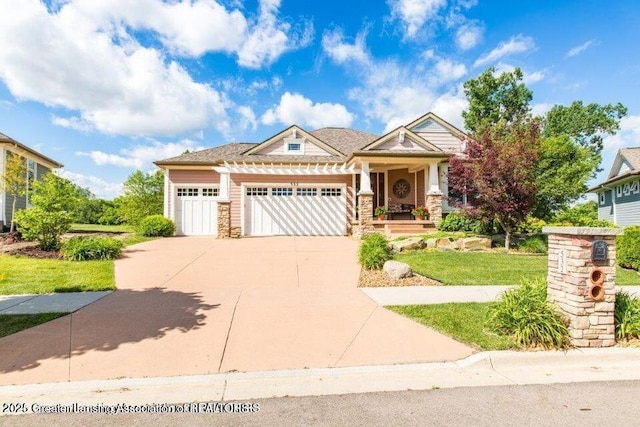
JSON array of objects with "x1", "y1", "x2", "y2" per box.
[
  {"x1": 415, "y1": 131, "x2": 463, "y2": 154},
  {"x1": 375, "y1": 134, "x2": 428, "y2": 151},
  {"x1": 229, "y1": 174, "x2": 353, "y2": 228},
  {"x1": 255, "y1": 137, "x2": 332, "y2": 156},
  {"x1": 169, "y1": 169, "x2": 220, "y2": 184}
]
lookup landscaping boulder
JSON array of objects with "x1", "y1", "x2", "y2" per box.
[
  {"x1": 390, "y1": 237, "x2": 425, "y2": 253},
  {"x1": 383, "y1": 260, "x2": 413, "y2": 280},
  {"x1": 436, "y1": 237, "x2": 458, "y2": 251},
  {"x1": 425, "y1": 238, "x2": 438, "y2": 249},
  {"x1": 458, "y1": 237, "x2": 491, "y2": 251}
]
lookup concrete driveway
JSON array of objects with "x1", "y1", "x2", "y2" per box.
[{"x1": 0, "y1": 237, "x2": 473, "y2": 385}]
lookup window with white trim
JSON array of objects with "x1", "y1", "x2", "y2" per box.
[
  {"x1": 623, "y1": 183, "x2": 631, "y2": 196},
  {"x1": 632, "y1": 180, "x2": 640, "y2": 195},
  {"x1": 202, "y1": 188, "x2": 219, "y2": 197},
  {"x1": 287, "y1": 143, "x2": 301, "y2": 152},
  {"x1": 616, "y1": 185, "x2": 622, "y2": 197},
  {"x1": 272, "y1": 187, "x2": 293, "y2": 196},
  {"x1": 321, "y1": 188, "x2": 342, "y2": 196},
  {"x1": 296, "y1": 188, "x2": 317, "y2": 196},
  {"x1": 177, "y1": 188, "x2": 198, "y2": 197},
  {"x1": 246, "y1": 187, "x2": 268, "y2": 196},
  {"x1": 599, "y1": 192, "x2": 605, "y2": 205}
]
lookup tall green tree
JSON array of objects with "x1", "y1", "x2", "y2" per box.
[
  {"x1": 0, "y1": 152, "x2": 27, "y2": 232},
  {"x1": 462, "y1": 66, "x2": 533, "y2": 137},
  {"x1": 117, "y1": 170, "x2": 164, "y2": 225}
]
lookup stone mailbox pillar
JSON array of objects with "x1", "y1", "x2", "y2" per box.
[{"x1": 542, "y1": 227, "x2": 623, "y2": 348}]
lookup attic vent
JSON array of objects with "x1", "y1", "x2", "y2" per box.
[{"x1": 399, "y1": 131, "x2": 405, "y2": 143}]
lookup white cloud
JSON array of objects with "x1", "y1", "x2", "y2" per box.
[
  {"x1": 474, "y1": 35, "x2": 535, "y2": 68},
  {"x1": 261, "y1": 92, "x2": 354, "y2": 129},
  {"x1": 566, "y1": 39, "x2": 597, "y2": 58},
  {"x1": 322, "y1": 28, "x2": 371, "y2": 65},
  {"x1": 434, "y1": 59, "x2": 467, "y2": 83},
  {"x1": 494, "y1": 62, "x2": 547, "y2": 85},
  {"x1": 77, "y1": 139, "x2": 205, "y2": 169},
  {"x1": 531, "y1": 103, "x2": 553, "y2": 118},
  {"x1": 603, "y1": 115, "x2": 640, "y2": 152},
  {"x1": 455, "y1": 22, "x2": 483, "y2": 50},
  {"x1": 237, "y1": 106, "x2": 258, "y2": 132},
  {"x1": 58, "y1": 170, "x2": 123, "y2": 199},
  {"x1": 388, "y1": 0, "x2": 447, "y2": 38}
]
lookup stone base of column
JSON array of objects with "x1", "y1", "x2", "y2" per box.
[
  {"x1": 356, "y1": 192, "x2": 375, "y2": 236},
  {"x1": 426, "y1": 192, "x2": 443, "y2": 226},
  {"x1": 217, "y1": 201, "x2": 231, "y2": 239}
]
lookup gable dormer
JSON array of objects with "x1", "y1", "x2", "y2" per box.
[
  {"x1": 608, "y1": 150, "x2": 637, "y2": 179},
  {"x1": 244, "y1": 126, "x2": 341, "y2": 157},
  {"x1": 406, "y1": 112, "x2": 468, "y2": 154}
]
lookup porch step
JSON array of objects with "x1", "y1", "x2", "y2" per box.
[{"x1": 373, "y1": 220, "x2": 438, "y2": 235}]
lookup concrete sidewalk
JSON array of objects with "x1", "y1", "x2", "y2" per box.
[
  {"x1": 0, "y1": 292, "x2": 112, "y2": 314},
  {"x1": 1, "y1": 347, "x2": 639, "y2": 410},
  {"x1": 361, "y1": 285, "x2": 640, "y2": 306}
]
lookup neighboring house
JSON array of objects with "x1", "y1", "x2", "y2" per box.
[
  {"x1": 0, "y1": 133, "x2": 64, "y2": 230},
  {"x1": 155, "y1": 112, "x2": 469, "y2": 237},
  {"x1": 589, "y1": 147, "x2": 640, "y2": 227}
]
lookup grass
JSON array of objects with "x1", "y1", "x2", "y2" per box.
[
  {"x1": 70, "y1": 223, "x2": 135, "y2": 233},
  {"x1": 119, "y1": 234, "x2": 156, "y2": 246},
  {"x1": 389, "y1": 303, "x2": 515, "y2": 350},
  {"x1": 396, "y1": 250, "x2": 640, "y2": 286},
  {"x1": 0, "y1": 313, "x2": 68, "y2": 338},
  {"x1": 0, "y1": 255, "x2": 115, "y2": 294}
]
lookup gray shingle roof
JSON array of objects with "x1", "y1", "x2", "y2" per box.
[
  {"x1": 621, "y1": 147, "x2": 640, "y2": 171},
  {"x1": 155, "y1": 128, "x2": 380, "y2": 165}
]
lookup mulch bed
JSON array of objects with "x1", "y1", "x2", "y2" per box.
[
  {"x1": 358, "y1": 269, "x2": 442, "y2": 287},
  {"x1": 4, "y1": 246, "x2": 61, "y2": 259}
]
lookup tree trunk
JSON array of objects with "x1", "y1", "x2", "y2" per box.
[
  {"x1": 505, "y1": 229, "x2": 511, "y2": 253},
  {"x1": 10, "y1": 196, "x2": 17, "y2": 232}
]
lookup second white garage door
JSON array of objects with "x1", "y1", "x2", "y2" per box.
[
  {"x1": 175, "y1": 187, "x2": 219, "y2": 236},
  {"x1": 244, "y1": 185, "x2": 347, "y2": 236}
]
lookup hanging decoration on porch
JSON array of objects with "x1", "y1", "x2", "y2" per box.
[{"x1": 392, "y1": 179, "x2": 411, "y2": 199}]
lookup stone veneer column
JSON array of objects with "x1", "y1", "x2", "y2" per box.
[
  {"x1": 357, "y1": 193, "x2": 375, "y2": 234},
  {"x1": 426, "y1": 193, "x2": 443, "y2": 226},
  {"x1": 217, "y1": 201, "x2": 231, "y2": 239},
  {"x1": 542, "y1": 226, "x2": 623, "y2": 348}
]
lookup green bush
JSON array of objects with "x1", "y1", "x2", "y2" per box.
[
  {"x1": 517, "y1": 235, "x2": 548, "y2": 254},
  {"x1": 138, "y1": 215, "x2": 175, "y2": 237},
  {"x1": 614, "y1": 292, "x2": 640, "y2": 341},
  {"x1": 617, "y1": 226, "x2": 640, "y2": 271},
  {"x1": 61, "y1": 236, "x2": 124, "y2": 261},
  {"x1": 551, "y1": 201, "x2": 615, "y2": 227},
  {"x1": 489, "y1": 278, "x2": 569, "y2": 349},
  {"x1": 438, "y1": 211, "x2": 495, "y2": 234},
  {"x1": 358, "y1": 233, "x2": 390, "y2": 270},
  {"x1": 15, "y1": 207, "x2": 72, "y2": 251},
  {"x1": 516, "y1": 216, "x2": 547, "y2": 234}
]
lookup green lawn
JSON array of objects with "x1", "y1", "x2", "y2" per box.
[
  {"x1": 0, "y1": 256, "x2": 115, "y2": 294},
  {"x1": 0, "y1": 313, "x2": 68, "y2": 338},
  {"x1": 396, "y1": 250, "x2": 640, "y2": 286},
  {"x1": 389, "y1": 303, "x2": 515, "y2": 350},
  {"x1": 70, "y1": 223, "x2": 135, "y2": 233}
]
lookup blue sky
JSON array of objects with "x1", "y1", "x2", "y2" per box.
[{"x1": 0, "y1": 0, "x2": 639, "y2": 198}]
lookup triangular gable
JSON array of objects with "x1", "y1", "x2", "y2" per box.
[
  {"x1": 243, "y1": 125, "x2": 344, "y2": 156},
  {"x1": 608, "y1": 151, "x2": 635, "y2": 179},
  {"x1": 406, "y1": 112, "x2": 467, "y2": 140},
  {"x1": 360, "y1": 127, "x2": 443, "y2": 152}
]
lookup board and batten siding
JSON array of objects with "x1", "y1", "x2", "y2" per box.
[
  {"x1": 229, "y1": 174, "x2": 353, "y2": 229},
  {"x1": 254, "y1": 137, "x2": 332, "y2": 156}
]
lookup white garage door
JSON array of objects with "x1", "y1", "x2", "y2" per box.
[
  {"x1": 244, "y1": 186, "x2": 347, "y2": 236},
  {"x1": 175, "y1": 187, "x2": 219, "y2": 236}
]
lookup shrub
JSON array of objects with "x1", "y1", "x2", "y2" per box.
[
  {"x1": 358, "y1": 233, "x2": 390, "y2": 270},
  {"x1": 551, "y1": 201, "x2": 615, "y2": 227},
  {"x1": 517, "y1": 235, "x2": 548, "y2": 254},
  {"x1": 617, "y1": 226, "x2": 640, "y2": 271},
  {"x1": 15, "y1": 207, "x2": 72, "y2": 251},
  {"x1": 138, "y1": 215, "x2": 175, "y2": 237},
  {"x1": 489, "y1": 278, "x2": 569, "y2": 349},
  {"x1": 61, "y1": 236, "x2": 124, "y2": 261},
  {"x1": 516, "y1": 216, "x2": 547, "y2": 234},
  {"x1": 615, "y1": 292, "x2": 640, "y2": 341},
  {"x1": 438, "y1": 211, "x2": 495, "y2": 234}
]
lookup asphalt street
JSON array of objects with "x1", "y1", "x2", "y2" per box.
[{"x1": 2, "y1": 380, "x2": 639, "y2": 426}]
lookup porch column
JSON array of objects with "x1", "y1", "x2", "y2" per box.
[
  {"x1": 357, "y1": 161, "x2": 374, "y2": 235},
  {"x1": 217, "y1": 172, "x2": 231, "y2": 238},
  {"x1": 426, "y1": 163, "x2": 443, "y2": 226}
]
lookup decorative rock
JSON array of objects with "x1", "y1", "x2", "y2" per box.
[
  {"x1": 436, "y1": 238, "x2": 458, "y2": 251},
  {"x1": 458, "y1": 237, "x2": 492, "y2": 251},
  {"x1": 425, "y1": 238, "x2": 437, "y2": 249},
  {"x1": 390, "y1": 237, "x2": 425, "y2": 252},
  {"x1": 383, "y1": 260, "x2": 413, "y2": 280}
]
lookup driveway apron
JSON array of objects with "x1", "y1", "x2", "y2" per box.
[{"x1": 0, "y1": 237, "x2": 473, "y2": 385}]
